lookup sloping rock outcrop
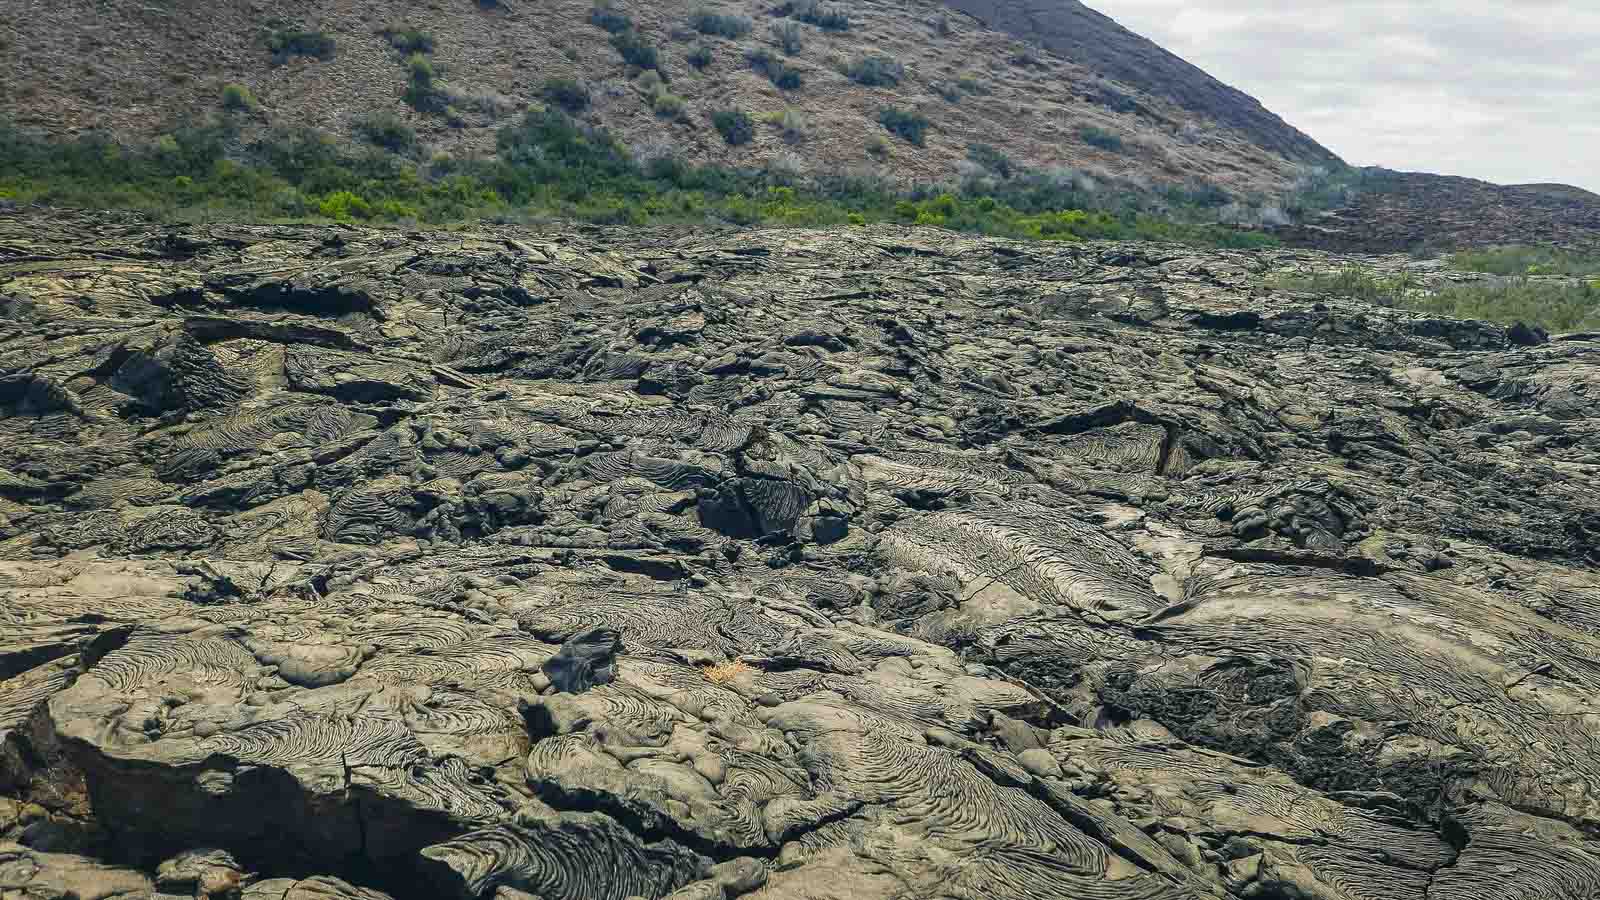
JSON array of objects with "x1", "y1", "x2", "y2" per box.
[
  {"x1": 940, "y1": 0, "x2": 1339, "y2": 166},
  {"x1": 1275, "y1": 169, "x2": 1600, "y2": 253},
  {"x1": 4, "y1": 208, "x2": 1600, "y2": 900}
]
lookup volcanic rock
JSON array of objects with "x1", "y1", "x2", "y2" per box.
[{"x1": 3, "y1": 208, "x2": 1600, "y2": 900}]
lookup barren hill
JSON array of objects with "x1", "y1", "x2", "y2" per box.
[
  {"x1": 0, "y1": 0, "x2": 1323, "y2": 195},
  {"x1": 941, "y1": 0, "x2": 1339, "y2": 166},
  {"x1": 1274, "y1": 168, "x2": 1600, "y2": 253}
]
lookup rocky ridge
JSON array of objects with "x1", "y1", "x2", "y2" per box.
[
  {"x1": 1274, "y1": 170, "x2": 1600, "y2": 254},
  {"x1": 940, "y1": 0, "x2": 1338, "y2": 167},
  {"x1": 4, "y1": 208, "x2": 1600, "y2": 900}
]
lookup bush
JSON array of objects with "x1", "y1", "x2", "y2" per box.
[
  {"x1": 1272, "y1": 268, "x2": 1600, "y2": 333},
  {"x1": 442, "y1": 86, "x2": 517, "y2": 120},
  {"x1": 967, "y1": 143, "x2": 1014, "y2": 179},
  {"x1": 777, "y1": 108, "x2": 809, "y2": 144},
  {"x1": 686, "y1": 44, "x2": 714, "y2": 69},
  {"x1": 380, "y1": 25, "x2": 434, "y2": 54},
  {"x1": 610, "y1": 30, "x2": 661, "y2": 71},
  {"x1": 1270, "y1": 268, "x2": 1418, "y2": 306},
  {"x1": 1412, "y1": 279, "x2": 1600, "y2": 332},
  {"x1": 788, "y1": 0, "x2": 850, "y2": 31},
  {"x1": 771, "y1": 21, "x2": 804, "y2": 54},
  {"x1": 355, "y1": 113, "x2": 417, "y2": 153},
  {"x1": 542, "y1": 77, "x2": 590, "y2": 112},
  {"x1": 878, "y1": 107, "x2": 929, "y2": 146},
  {"x1": 0, "y1": 105, "x2": 1291, "y2": 250},
  {"x1": 1092, "y1": 83, "x2": 1138, "y2": 113},
  {"x1": 1449, "y1": 245, "x2": 1600, "y2": 277},
  {"x1": 220, "y1": 83, "x2": 257, "y2": 112},
  {"x1": 403, "y1": 53, "x2": 442, "y2": 111},
  {"x1": 318, "y1": 190, "x2": 373, "y2": 220},
  {"x1": 652, "y1": 91, "x2": 686, "y2": 118},
  {"x1": 1010, "y1": 45, "x2": 1043, "y2": 68},
  {"x1": 848, "y1": 54, "x2": 904, "y2": 87},
  {"x1": 267, "y1": 30, "x2": 336, "y2": 65},
  {"x1": 956, "y1": 76, "x2": 991, "y2": 95},
  {"x1": 588, "y1": 5, "x2": 633, "y2": 33},
  {"x1": 932, "y1": 82, "x2": 961, "y2": 103},
  {"x1": 690, "y1": 9, "x2": 752, "y2": 38},
  {"x1": 865, "y1": 134, "x2": 890, "y2": 158},
  {"x1": 1080, "y1": 126, "x2": 1125, "y2": 152},
  {"x1": 747, "y1": 50, "x2": 802, "y2": 89},
  {"x1": 712, "y1": 109, "x2": 754, "y2": 145}
]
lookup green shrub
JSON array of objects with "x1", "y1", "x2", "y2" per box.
[
  {"x1": 355, "y1": 113, "x2": 417, "y2": 152},
  {"x1": 1270, "y1": 268, "x2": 1418, "y2": 306},
  {"x1": 542, "y1": 77, "x2": 590, "y2": 112},
  {"x1": 878, "y1": 107, "x2": 929, "y2": 146},
  {"x1": 788, "y1": 0, "x2": 850, "y2": 31},
  {"x1": 1449, "y1": 245, "x2": 1600, "y2": 277},
  {"x1": 318, "y1": 190, "x2": 373, "y2": 220},
  {"x1": 380, "y1": 25, "x2": 434, "y2": 54},
  {"x1": 1272, "y1": 268, "x2": 1600, "y2": 332},
  {"x1": 611, "y1": 30, "x2": 661, "y2": 71},
  {"x1": 686, "y1": 44, "x2": 714, "y2": 69},
  {"x1": 442, "y1": 86, "x2": 517, "y2": 120},
  {"x1": 690, "y1": 9, "x2": 752, "y2": 38},
  {"x1": 220, "y1": 83, "x2": 257, "y2": 112},
  {"x1": 967, "y1": 143, "x2": 1014, "y2": 179},
  {"x1": 771, "y1": 21, "x2": 804, "y2": 54},
  {"x1": 267, "y1": 30, "x2": 336, "y2": 65},
  {"x1": 777, "y1": 108, "x2": 809, "y2": 143},
  {"x1": 652, "y1": 91, "x2": 686, "y2": 118},
  {"x1": 1010, "y1": 45, "x2": 1043, "y2": 68},
  {"x1": 403, "y1": 53, "x2": 442, "y2": 111},
  {"x1": 1412, "y1": 279, "x2": 1600, "y2": 332},
  {"x1": 589, "y1": 5, "x2": 633, "y2": 33},
  {"x1": 746, "y1": 50, "x2": 801, "y2": 89},
  {"x1": 1080, "y1": 126, "x2": 1125, "y2": 152},
  {"x1": 956, "y1": 76, "x2": 991, "y2": 95},
  {"x1": 865, "y1": 134, "x2": 890, "y2": 158},
  {"x1": 932, "y1": 82, "x2": 961, "y2": 103},
  {"x1": 712, "y1": 109, "x2": 754, "y2": 145},
  {"x1": 0, "y1": 106, "x2": 1291, "y2": 250},
  {"x1": 1092, "y1": 83, "x2": 1137, "y2": 113},
  {"x1": 848, "y1": 54, "x2": 903, "y2": 87}
]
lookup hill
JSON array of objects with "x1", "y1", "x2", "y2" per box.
[
  {"x1": 941, "y1": 0, "x2": 1340, "y2": 166},
  {"x1": 0, "y1": 0, "x2": 1323, "y2": 196},
  {"x1": 1274, "y1": 168, "x2": 1600, "y2": 253}
]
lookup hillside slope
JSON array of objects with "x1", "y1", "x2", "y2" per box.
[
  {"x1": 0, "y1": 0, "x2": 1319, "y2": 195},
  {"x1": 1274, "y1": 169, "x2": 1600, "y2": 252},
  {"x1": 940, "y1": 0, "x2": 1339, "y2": 165}
]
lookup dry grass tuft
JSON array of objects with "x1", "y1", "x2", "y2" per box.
[{"x1": 702, "y1": 659, "x2": 751, "y2": 684}]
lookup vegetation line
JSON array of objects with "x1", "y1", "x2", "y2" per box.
[
  {"x1": 0, "y1": 112, "x2": 1277, "y2": 250},
  {"x1": 1272, "y1": 266, "x2": 1600, "y2": 333}
]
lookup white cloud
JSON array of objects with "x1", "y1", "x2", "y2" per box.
[{"x1": 1091, "y1": 0, "x2": 1600, "y2": 191}]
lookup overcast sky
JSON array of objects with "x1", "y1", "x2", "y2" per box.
[{"x1": 1091, "y1": 1, "x2": 1600, "y2": 192}]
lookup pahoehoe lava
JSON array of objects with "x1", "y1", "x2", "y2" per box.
[{"x1": 4, "y1": 208, "x2": 1600, "y2": 900}]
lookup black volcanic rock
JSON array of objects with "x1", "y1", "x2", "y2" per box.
[{"x1": 4, "y1": 208, "x2": 1600, "y2": 900}]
